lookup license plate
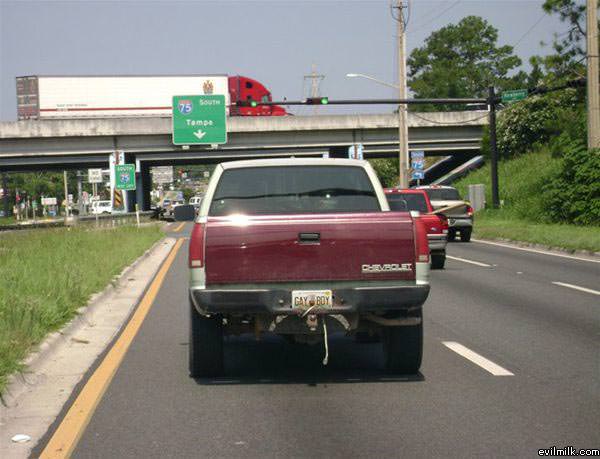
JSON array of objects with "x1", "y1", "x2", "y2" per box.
[{"x1": 292, "y1": 290, "x2": 332, "y2": 309}]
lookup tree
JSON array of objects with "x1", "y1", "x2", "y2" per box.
[
  {"x1": 407, "y1": 16, "x2": 524, "y2": 110},
  {"x1": 543, "y1": 0, "x2": 589, "y2": 59},
  {"x1": 496, "y1": 89, "x2": 582, "y2": 158},
  {"x1": 369, "y1": 158, "x2": 399, "y2": 188},
  {"x1": 533, "y1": 0, "x2": 599, "y2": 83}
]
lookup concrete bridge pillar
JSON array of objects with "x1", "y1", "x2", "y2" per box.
[{"x1": 135, "y1": 162, "x2": 152, "y2": 211}]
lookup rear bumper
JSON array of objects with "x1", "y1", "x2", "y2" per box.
[
  {"x1": 448, "y1": 217, "x2": 473, "y2": 228},
  {"x1": 190, "y1": 283, "x2": 430, "y2": 317},
  {"x1": 427, "y1": 234, "x2": 447, "y2": 252}
]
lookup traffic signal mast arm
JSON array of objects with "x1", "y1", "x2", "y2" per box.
[
  {"x1": 237, "y1": 97, "x2": 489, "y2": 107},
  {"x1": 235, "y1": 78, "x2": 587, "y2": 108}
]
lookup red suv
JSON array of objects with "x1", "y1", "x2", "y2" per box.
[{"x1": 384, "y1": 188, "x2": 448, "y2": 269}]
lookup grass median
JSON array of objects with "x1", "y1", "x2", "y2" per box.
[{"x1": 0, "y1": 224, "x2": 164, "y2": 392}]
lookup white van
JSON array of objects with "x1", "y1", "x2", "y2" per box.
[
  {"x1": 189, "y1": 196, "x2": 203, "y2": 208},
  {"x1": 90, "y1": 200, "x2": 112, "y2": 215}
]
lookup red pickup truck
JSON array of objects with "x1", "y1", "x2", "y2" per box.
[
  {"x1": 188, "y1": 159, "x2": 430, "y2": 376},
  {"x1": 384, "y1": 188, "x2": 448, "y2": 269}
]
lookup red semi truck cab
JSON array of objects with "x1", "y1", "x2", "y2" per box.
[
  {"x1": 228, "y1": 75, "x2": 287, "y2": 116},
  {"x1": 188, "y1": 159, "x2": 430, "y2": 377}
]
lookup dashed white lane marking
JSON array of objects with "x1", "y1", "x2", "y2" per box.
[
  {"x1": 443, "y1": 341, "x2": 514, "y2": 376},
  {"x1": 472, "y1": 239, "x2": 600, "y2": 264},
  {"x1": 446, "y1": 255, "x2": 492, "y2": 267},
  {"x1": 552, "y1": 282, "x2": 600, "y2": 296}
]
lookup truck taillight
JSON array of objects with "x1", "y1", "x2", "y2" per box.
[
  {"x1": 189, "y1": 223, "x2": 205, "y2": 268},
  {"x1": 466, "y1": 205, "x2": 474, "y2": 217},
  {"x1": 414, "y1": 218, "x2": 430, "y2": 263},
  {"x1": 438, "y1": 214, "x2": 449, "y2": 233}
]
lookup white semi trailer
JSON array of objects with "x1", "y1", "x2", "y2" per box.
[{"x1": 16, "y1": 75, "x2": 229, "y2": 120}]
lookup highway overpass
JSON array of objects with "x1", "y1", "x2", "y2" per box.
[{"x1": 0, "y1": 111, "x2": 487, "y2": 210}]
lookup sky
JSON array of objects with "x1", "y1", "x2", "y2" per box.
[{"x1": 0, "y1": 0, "x2": 573, "y2": 121}]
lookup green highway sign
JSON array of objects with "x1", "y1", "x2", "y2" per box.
[
  {"x1": 115, "y1": 164, "x2": 136, "y2": 191},
  {"x1": 501, "y1": 89, "x2": 528, "y2": 103},
  {"x1": 172, "y1": 95, "x2": 227, "y2": 145}
]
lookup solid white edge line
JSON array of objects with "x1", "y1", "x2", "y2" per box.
[
  {"x1": 552, "y1": 282, "x2": 600, "y2": 296},
  {"x1": 472, "y1": 238, "x2": 600, "y2": 264},
  {"x1": 446, "y1": 255, "x2": 491, "y2": 267},
  {"x1": 443, "y1": 341, "x2": 514, "y2": 376}
]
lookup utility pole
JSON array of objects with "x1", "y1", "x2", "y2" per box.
[
  {"x1": 303, "y1": 64, "x2": 325, "y2": 115},
  {"x1": 77, "y1": 170, "x2": 83, "y2": 216},
  {"x1": 393, "y1": 1, "x2": 409, "y2": 188},
  {"x1": 63, "y1": 170, "x2": 70, "y2": 222},
  {"x1": 587, "y1": 0, "x2": 600, "y2": 149},
  {"x1": 2, "y1": 173, "x2": 8, "y2": 218}
]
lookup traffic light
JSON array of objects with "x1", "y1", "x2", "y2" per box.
[
  {"x1": 305, "y1": 97, "x2": 329, "y2": 105},
  {"x1": 236, "y1": 100, "x2": 258, "y2": 107}
]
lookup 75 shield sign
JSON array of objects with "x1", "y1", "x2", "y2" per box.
[
  {"x1": 178, "y1": 100, "x2": 193, "y2": 115},
  {"x1": 115, "y1": 164, "x2": 136, "y2": 191}
]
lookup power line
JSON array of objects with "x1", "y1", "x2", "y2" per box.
[
  {"x1": 409, "y1": 0, "x2": 452, "y2": 29},
  {"x1": 409, "y1": 0, "x2": 461, "y2": 32},
  {"x1": 512, "y1": 12, "x2": 547, "y2": 49}
]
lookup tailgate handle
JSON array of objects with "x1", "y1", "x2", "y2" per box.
[{"x1": 298, "y1": 232, "x2": 320, "y2": 243}]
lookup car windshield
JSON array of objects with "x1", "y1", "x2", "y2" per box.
[
  {"x1": 423, "y1": 188, "x2": 461, "y2": 201},
  {"x1": 209, "y1": 166, "x2": 380, "y2": 216},
  {"x1": 386, "y1": 193, "x2": 429, "y2": 212}
]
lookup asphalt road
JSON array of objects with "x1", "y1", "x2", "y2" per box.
[{"x1": 35, "y1": 223, "x2": 600, "y2": 458}]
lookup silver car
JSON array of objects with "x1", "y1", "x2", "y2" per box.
[{"x1": 416, "y1": 185, "x2": 474, "y2": 242}]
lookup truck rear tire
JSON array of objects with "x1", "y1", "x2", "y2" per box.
[
  {"x1": 447, "y1": 229, "x2": 456, "y2": 242},
  {"x1": 355, "y1": 331, "x2": 381, "y2": 343},
  {"x1": 189, "y1": 302, "x2": 223, "y2": 377},
  {"x1": 431, "y1": 252, "x2": 446, "y2": 269},
  {"x1": 383, "y1": 321, "x2": 423, "y2": 374},
  {"x1": 460, "y1": 228, "x2": 472, "y2": 242}
]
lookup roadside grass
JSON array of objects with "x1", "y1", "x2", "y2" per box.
[
  {"x1": 0, "y1": 224, "x2": 164, "y2": 392},
  {"x1": 454, "y1": 148, "x2": 560, "y2": 222},
  {"x1": 0, "y1": 216, "x2": 16, "y2": 225},
  {"x1": 472, "y1": 211, "x2": 600, "y2": 253},
  {"x1": 453, "y1": 149, "x2": 599, "y2": 252}
]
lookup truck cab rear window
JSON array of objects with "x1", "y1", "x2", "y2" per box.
[
  {"x1": 387, "y1": 193, "x2": 428, "y2": 213},
  {"x1": 424, "y1": 188, "x2": 461, "y2": 201},
  {"x1": 209, "y1": 166, "x2": 380, "y2": 216}
]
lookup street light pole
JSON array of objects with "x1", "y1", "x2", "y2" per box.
[{"x1": 396, "y1": 1, "x2": 409, "y2": 188}]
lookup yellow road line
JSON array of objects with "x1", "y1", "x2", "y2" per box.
[
  {"x1": 40, "y1": 238, "x2": 185, "y2": 459},
  {"x1": 173, "y1": 222, "x2": 186, "y2": 232}
]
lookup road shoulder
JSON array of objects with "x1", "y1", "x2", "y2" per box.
[
  {"x1": 472, "y1": 237, "x2": 600, "y2": 262},
  {"x1": 0, "y1": 237, "x2": 177, "y2": 459}
]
